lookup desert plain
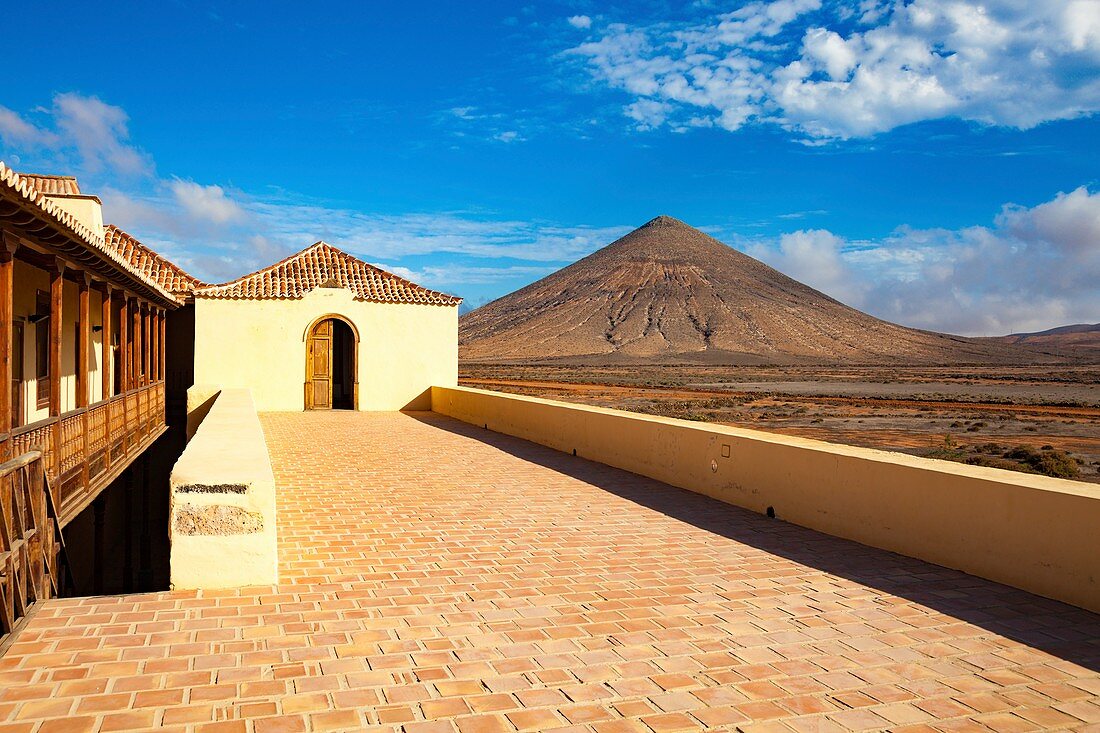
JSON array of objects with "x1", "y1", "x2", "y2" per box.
[{"x1": 460, "y1": 363, "x2": 1100, "y2": 484}]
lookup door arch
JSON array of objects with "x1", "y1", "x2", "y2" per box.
[{"x1": 304, "y1": 314, "x2": 359, "y2": 410}]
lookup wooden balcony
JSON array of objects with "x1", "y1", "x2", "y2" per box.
[
  {"x1": 0, "y1": 448, "x2": 66, "y2": 651},
  {"x1": 3, "y1": 382, "x2": 166, "y2": 527}
]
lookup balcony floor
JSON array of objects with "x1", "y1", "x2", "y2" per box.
[{"x1": 2, "y1": 411, "x2": 1099, "y2": 733}]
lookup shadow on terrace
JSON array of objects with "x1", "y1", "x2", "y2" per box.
[{"x1": 409, "y1": 413, "x2": 1100, "y2": 673}]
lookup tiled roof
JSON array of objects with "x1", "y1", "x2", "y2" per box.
[
  {"x1": 18, "y1": 173, "x2": 85, "y2": 197},
  {"x1": 103, "y1": 225, "x2": 206, "y2": 297},
  {"x1": 193, "y1": 241, "x2": 462, "y2": 305},
  {"x1": 0, "y1": 163, "x2": 179, "y2": 305}
]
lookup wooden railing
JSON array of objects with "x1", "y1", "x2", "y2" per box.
[
  {"x1": 0, "y1": 450, "x2": 70, "y2": 651},
  {"x1": 2, "y1": 382, "x2": 166, "y2": 526}
]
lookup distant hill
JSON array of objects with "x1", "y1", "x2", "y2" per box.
[
  {"x1": 991, "y1": 323, "x2": 1100, "y2": 361},
  {"x1": 460, "y1": 215, "x2": 1059, "y2": 365}
]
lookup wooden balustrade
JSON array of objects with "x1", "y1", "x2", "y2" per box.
[
  {"x1": 0, "y1": 449, "x2": 70, "y2": 651},
  {"x1": 0, "y1": 382, "x2": 166, "y2": 526}
]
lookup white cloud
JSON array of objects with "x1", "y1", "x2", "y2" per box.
[
  {"x1": 95, "y1": 182, "x2": 633, "y2": 285},
  {"x1": 493, "y1": 130, "x2": 523, "y2": 143},
  {"x1": 744, "y1": 187, "x2": 1100, "y2": 334},
  {"x1": 0, "y1": 107, "x2": 54, "y2": 147},
  {"x1": 52, "y1": 93, "x2": 151, "y2": 174},
  {"x1": 623, "y1": 99, "x2": 673, "y2": 129},
  {"x1": 377, "y1": 263, "x2": 556, "y2": 287},
  {"x1": 568, "y1": 15, "x2": 592, "y2": 30},
  {"x1": 570, "y1": 0, "x2": 1100, "y2": 140},
  {"x1": 169, "y1": 180, "x2": 248, "y2": 225},
  {"x1": 747, "y1": 229, "x2": 864, "y2": 305},
  {"x1": 0, "y1": 93, "x2": 151, "y2": 175},
  {"x1": 3, "y1": 93, "x2": 1093, "y2": 333}
]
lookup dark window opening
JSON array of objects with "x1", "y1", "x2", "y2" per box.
[{"x1": 35, "y1": 290, "x2": 49, "y2": 409}]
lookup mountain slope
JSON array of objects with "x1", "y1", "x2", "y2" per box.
[
  {"x1": 460, "y1": 216, "x2": 1053, "y2": 365},
  {"x1": 991, "y1": 323, "x2": 1100, "y2": 361}
]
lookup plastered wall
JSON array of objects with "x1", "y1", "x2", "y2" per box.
[
  {"x1": 432, "y1": 386, "x2": 1100, "y2": 614},
  {"x1": 194, "y1": 287, "x2": 458, "y2": 412}
]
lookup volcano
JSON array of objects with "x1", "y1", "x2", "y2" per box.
[{"x1": 459, "y1": 215, "x2": 1050, "y2": 365}]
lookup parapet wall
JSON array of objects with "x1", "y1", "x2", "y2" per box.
[
  {"x1": 169, "y1": 388, "x2": 278, "y2": 589},
  {"x1": 431, "y1": 385, "x2": 1100, "y2": 613}
]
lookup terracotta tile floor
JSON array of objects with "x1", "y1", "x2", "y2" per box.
[{"x1": 3, "y1": 411, "x2": 1099, "y2": 733}]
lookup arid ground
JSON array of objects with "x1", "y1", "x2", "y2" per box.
[{"x1": 460, "y1": 364, "x2": 1100, "y2": 484}]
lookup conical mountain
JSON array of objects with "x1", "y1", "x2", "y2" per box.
[{"x1": 459, "y1": 215, "x2": 1041, "y2": 364}]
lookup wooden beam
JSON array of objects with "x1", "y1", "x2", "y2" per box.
[
  {"x1": 76, "y1": 275, "x2": 90, "y2": 409},
  {"x1": 118, "y1": 296, "x2": 129, "y2": 453},
  {"x1": 131, "y1": 299, "x2": 141, "y2": 391},
  {"x1": 159, "y1": 309, "x2": 166, "y2": 383},
  {"x1": 152, "y1": 309, "x2": 159, "y2": 382},
  {"x1": 48, "y1": 260, "x2": 64, "y2": 479},
  {"x1": 100, "y1": 286, "x2": 112, "y2": 402},
  {"x1": 0, "y1": 206, "x2": 178, "y2": 311},
  {"x1": 101, "y1": 286, "x2": 113, "y2": 467},
  {"x1": 77, "y1": 273, "x2": 90, "y2": 495},
  {"x1": 0, "y1": 231, "x2": 16, "y2": 448},
  {"x1": 142, "y1": 304, "x2": 151, "y2": 387},
  {"x1": 117, "y1": 296, "x2": 128, "y2": 396}
]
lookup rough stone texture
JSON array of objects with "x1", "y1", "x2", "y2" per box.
[
  {"x1": 175, "y1": 483, "x2": 249, "y2": 494},
  {"x1": 1, "y1": 411, "x2": 1098, "y2": 733},
  {"x1": 172, "y1": 503, "x2": 264, "y2": 536}
]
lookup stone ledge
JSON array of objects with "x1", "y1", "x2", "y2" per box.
[{"x1": 169, "y1": 387, "x2": 278, "y2": 588}]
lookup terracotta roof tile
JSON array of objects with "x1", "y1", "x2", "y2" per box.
[
  {"x1": 193, "y1": 241, "x2": 462, "y2": 305},
  {"x1": 0, "y1": 163, "x2": 179, "y2": 305},
  {"x1": 18, "y1": 173, "x2": 84, "y2": 197},
  {"x1": 103, "y1": 225, "x2": 207, "y2": 297}
]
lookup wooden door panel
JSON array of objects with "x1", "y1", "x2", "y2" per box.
[{"x1": 307, "y1": 319, "x2": 333, "y2": 410}]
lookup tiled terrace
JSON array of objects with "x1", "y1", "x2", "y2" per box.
[{"x1": 2, "y1": 411, "x2": 1100, "y2": 733}]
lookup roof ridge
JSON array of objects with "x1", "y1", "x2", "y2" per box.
[
  {"x1": 103, "y1": 224, "x2": 207, "y2": 296},
  {"x1": 196, "y1": 240, "x2": 331, "y2": 291},
  {"x1": 193, "y1": 240, "x2": 461, "y2": 305}
]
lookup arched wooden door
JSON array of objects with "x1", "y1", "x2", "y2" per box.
[
  {"x1": 305, "y1": 315, "x2": 359, "y2": 410},
  {"x1": 305, "y1": 319, "x2": 333, "y2": 409}
]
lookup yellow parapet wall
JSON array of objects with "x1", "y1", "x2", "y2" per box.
[{"x1": 431, "y1": 385, "x2": 1100, "y2": 613}]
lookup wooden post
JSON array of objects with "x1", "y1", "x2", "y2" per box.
[
  {"x1": 118, "y1": 296, "x2": 129, "y2": 453},
  {"x1": 100, "y1": 286, "x2": 112, "y2": 402},
  {"x1": 131, "y1": 300, "x2": 141, "y2": 391},
  {"x1": 143, "y1": 303, "x2": 151, "y2": 388},
  {"x1": 159, "y1": 309, "x2": 167, "y2": 383},
  {"x1": 0, "y1": 233, "x2": 15, "y2": 459},
  {"x1": 76, "y1": 275, "x2": 89, "y2": 409},
  {"x1": 101, "y1": 287, "x2": 112, "y2": 467},
  {"x1": 155, "y1": 309, "x2": 163, "y2": 381},
  {"x1": 132, "y1": 299, "x2": 141, "y2": 436},
  {"x1": 77, "y1": 274, "x2": 90, "y2": 495},
  {"x1": 49, "y1": 260, "x2": 64, "y2": 478}
]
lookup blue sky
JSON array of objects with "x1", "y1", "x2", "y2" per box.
[{"x1": 1, "y1": 0, "x2": 1098, "y2": 335}]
